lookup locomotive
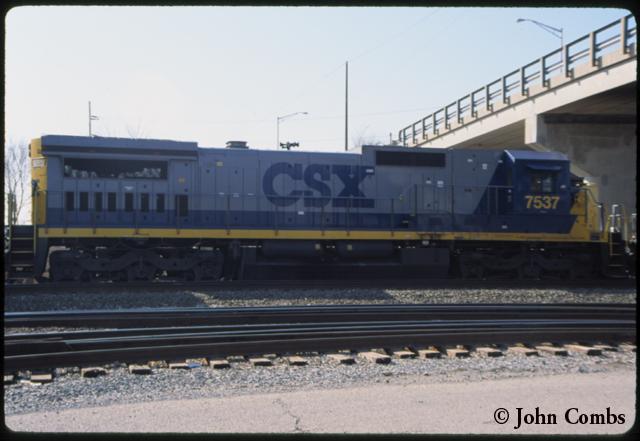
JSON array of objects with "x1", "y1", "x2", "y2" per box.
[{"x1": 12, "y1": 134, "x2": 635, "y2": 281}]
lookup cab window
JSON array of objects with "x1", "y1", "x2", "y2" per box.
[{"x1": 530, "y1": 172, "x2": 555, "y2": 194}]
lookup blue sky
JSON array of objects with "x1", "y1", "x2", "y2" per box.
[{"x1": 5, "y1": 6, "x2": 631, "y2": 152}]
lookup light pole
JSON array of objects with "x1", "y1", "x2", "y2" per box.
[
  {"x1": 517, "y1": 18, "x2": 564, "y2": 67},
  {"x1": 88, "y1": 101, "x2": 99, "y2": 137},
  {"x1": 277, "y1": 111, "x2": 308, "y2": 149}
]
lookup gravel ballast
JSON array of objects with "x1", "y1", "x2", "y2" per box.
[
  {"x1": 4, "y1": 349, "x2": 635, "y2": 416},
  {"x1": 4, "y1": 286, "x2": 635, "y2": 418},
  {"x1": 4, "y1": 287, "x2": 636, "y2": 312}
]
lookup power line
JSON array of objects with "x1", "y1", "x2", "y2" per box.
[
  {"x1": 348, "y1": 8, "x2": 441, "y2": 64},
  {"x1": 278, "y1": 8, "x2": 442, "y2": 114}
]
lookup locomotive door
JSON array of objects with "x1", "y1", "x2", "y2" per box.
[
  {"x1": 228, "y1": 166, "x2": 244, "y2": 226},
  {"x1": 170, "y1": 160, "x2": 195, "y2": 227},
  {"x1": 421, "y1": 168, "x2": 450, "y2": 230}
]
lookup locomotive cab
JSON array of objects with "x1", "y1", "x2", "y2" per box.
[
  {"x1": 503, "y1": 150, "x2": 573, "y2": 234},
  {"x1": 505, "y1": 150, "x2": 571, "y2": 216}
]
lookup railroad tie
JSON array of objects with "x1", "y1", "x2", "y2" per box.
[
  {"x1": 4, "y1": 374, "x2": 15, "y2": 385},
  {"x1": 287, "y1": 356, "x2": 308, "y2": 366},
  {"x1": 445, "y1": 347, "x2": 470, "y2": 358},
  {"x1": 475, "y1": 347, "x2": 503, "y2": 357},
  {"x1": 535, "y1": 344, "x2": 568, "y2": 356},
  {"x1": 359, "y1": 351, "x2": 391, "y2": 364},
  {"x1": 80, "y1": 367, "x2": 107, "y2": 378},
  {"x1": 563, "y1": 344, "x2": 602, "y2": 356},
  {"x1": 249, "y1": 357, "x2": 273, "y2": 367},
  {"x1": 506, "y1": 345, "x2": 539, "y2": 356},
  {"x1": 618, "y1": 343, "x2": 636, "y2": 352},
  {"x1": 226, "y1": 355, "x2": 247, "y2": 363},
  {"x1": 328, "y1": 353, "x2": 356, "y2": 365},
  {"x1": 29, "y1": 371, "x2": 53, "y2": 384},
  {"x1": 128, "y1": 364, "x2": 152, "y2": 375},
  {"x1": 208, "y1": 359, "x2": 231, "y2": 369},
  {"x1": 591, "y1": 344, "x2": 618, "y2": 352},
  {"x1": 392, "y1": 350, "x2": 417, "y2": 359},
  {"x1": 415, "y1": 347, "x2": 442, "y2": 359},
  {"x1": 168, "y1": 361, "x2": 190, "y2": 370}
]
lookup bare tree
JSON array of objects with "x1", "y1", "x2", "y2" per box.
[
  {"x1": 351, "y1": 132, "x2": 385, "y2": 150},
  {"x1": 4, "y1": 140, "x2": 31, "y2": 224},
  {"x1": 126, "y1": 119, "x2": 145, "y2": 139}
]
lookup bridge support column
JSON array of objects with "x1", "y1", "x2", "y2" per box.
[{"x1": 525, "y1": 114, "x2": 636, "y2": 213}]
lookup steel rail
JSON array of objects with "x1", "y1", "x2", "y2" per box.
[
  {"x1": 5, "y1": 304, "x2": 636, "y2": 329},
  {"x1": 5, "y1": 319, "x2": 633, "y2": 354},
  {"x1": 4, "y1": 321, "x2": 634, "y2": 371},
  {"x1": 4, "y1": 277, "x2": 636, "y2": 295}
]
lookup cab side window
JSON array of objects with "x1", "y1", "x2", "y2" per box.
[{"x1": 530, "y1": 172, "x2": 555, "y2": 194}]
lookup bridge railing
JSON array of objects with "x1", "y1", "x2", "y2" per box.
[{"x1": 398, "y1": 14, "x2": 637, "y2": 146}]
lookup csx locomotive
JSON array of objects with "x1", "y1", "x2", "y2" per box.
[{"x1": 21, "y1": 134, "x2": 633, "y2": 281}]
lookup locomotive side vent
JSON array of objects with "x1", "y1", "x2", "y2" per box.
[{"x1": 226, "y1": 141, "x2": 248, "y2": 149}]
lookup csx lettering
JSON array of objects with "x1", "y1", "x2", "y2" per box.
[
  {"x1": 525, "y1": 195, "x2": 560, "y2": 210},
  {"x1": 263, "y1": 162, "x2": 374, "y2": 208}
]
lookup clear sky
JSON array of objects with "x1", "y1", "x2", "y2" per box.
[{"x1": 5, "y1": 5, "x2": 632, "y2": 152}]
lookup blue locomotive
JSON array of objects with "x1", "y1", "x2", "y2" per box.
[{"x1": 23, "y1": 134, "x2": 630, "y2": 281}]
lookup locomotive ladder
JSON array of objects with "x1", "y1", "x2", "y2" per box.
[{"x1": 4, "y1": 225, "x2": 35, "y2": 281}]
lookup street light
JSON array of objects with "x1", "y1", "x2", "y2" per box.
[
  {"x1": 277, "y1": 112, "x2": 308, "y2": 149},
  {"x1": 517, "y1": 18, "x2": 564, "y2": 67}
]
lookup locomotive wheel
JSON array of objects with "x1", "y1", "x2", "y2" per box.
[
  {"x1": 126, "y1": 262, "x2": 156, "y2": 281},
  {"x1": 518, "y1": 262, "x2": 541, "y2": 279},
  {"x1": 460, "y1": 261, "x2": 484, "y2": 279},
  {"x1": 51, "y1": 262, "x2": 83, "y2": 282},
  {"x1": 184, "y1": 265, "x2": 202, "y2": 282},
  {"x1": 198, "y1": 258, "x2": 223, "y2": 280}
]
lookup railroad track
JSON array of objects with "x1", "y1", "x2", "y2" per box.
[
  {"x1": 5, "y1": 304, "x2": 636, "y2": 328},
  {"x1": 4, "y1": 304, "x2": 635, "y2": 373},
  {"x1": 4, "y1": 277, "x2": 636, "y2": 295}
]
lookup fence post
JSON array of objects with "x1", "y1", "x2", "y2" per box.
[
  {"x1": 444, "y1": 106, "x2": 450, "y2": 129},
  {"x1": 589, "y1": 31, "x2": 598, "y2": 67},
  {"x1": 520, "y1": 66, "x2": 527, "y2": 96},
  {"x1": 457, "y1": 99, "x2": 463, "y2": 124},
  {"x1": 432, "y1": 113, "x2": 438, "y2": 135},
  {"x1": 422, "y1": 117, "x2": 428, "y2": 140},
  {"x1": 621, "y1": 15, "x2": 629, "y2": 55},
  {"x1": 540, "y1": 57, "x2": 547, "y2": 87},
  {"x1": 502, "y1": 75, "x2": 509, "y2": 104},
  {"x1": 487, "y1": 85, "x2": 494, "y2": 112},
  {"x1": 470, "y1": 92, "x2": 477, "y2": 118},
  {"x1": 564, "y1": 44, "x2": 571, "y2": 78}
]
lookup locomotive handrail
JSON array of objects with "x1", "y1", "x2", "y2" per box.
[
  {"x1": 39, "y1": 184, "x2": 592, "y2": 237},
  {"x1": 397, "y1": 14, "x2": 637, "y2": 145}
]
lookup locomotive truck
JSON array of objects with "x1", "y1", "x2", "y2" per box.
[{"x1": 5, "y1": 134, "x2": 635, "y2": 281}]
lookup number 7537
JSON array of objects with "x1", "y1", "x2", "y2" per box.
[{"x1": 525, "y1": 195, "x2": 560, "y2": 209}]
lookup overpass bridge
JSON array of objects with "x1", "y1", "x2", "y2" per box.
[{"x1": 396, "y1": 14, "x2": 636, "y2": 214}]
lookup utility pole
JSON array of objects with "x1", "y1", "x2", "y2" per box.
[{"x1": 345, "y1": 61, "x2": 349, "y2": 151}]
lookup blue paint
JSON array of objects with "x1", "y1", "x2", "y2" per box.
[
  {"x1": 46, "y1": 207, "x2": 575, "y2": 234},
  {"x1": 262, "y1": 162, "x2": 374, "y2": 208}
]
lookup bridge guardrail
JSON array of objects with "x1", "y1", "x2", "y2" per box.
[{"x1": 398, "y1": 14, "x2": 637, "y2": 146}]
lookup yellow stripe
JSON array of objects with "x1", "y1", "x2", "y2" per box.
[
  {"x1": 38, "y1": 227, "x2": 605, "y2": 243},
  {"x1": 31, "y1": 138, "x2": 47, "y2": 225}
]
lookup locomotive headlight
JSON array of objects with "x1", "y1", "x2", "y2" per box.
[{"x1": 32, "y1": 158, "x2": 46, "y2": 168}]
